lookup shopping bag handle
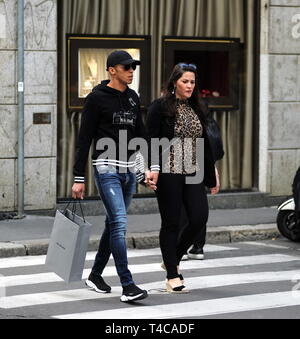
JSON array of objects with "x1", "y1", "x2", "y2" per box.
[
  {"x1": 77, "y1": 200, "x2": 86, "y2": 223},
  {"x1": 63, "y1": 199, "x2": 86, "y2": 223}
]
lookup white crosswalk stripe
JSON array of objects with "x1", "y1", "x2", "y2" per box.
[
  {"x1": 1, "y1": 270, "x2": 300, "y2": 309},
  {"x1": 0, "y1": 243, "x2": 300, "y2": 319},
  {"x1": 0, "y1": 254, "x2": 297, "y2": 287},
  {"x1": 55, "y1": 291, "x2": 300, "y2": 319},
  {"x1": 0, "y1": 244, "x2": 237, "y2": 269}
]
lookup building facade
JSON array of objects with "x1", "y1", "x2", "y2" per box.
[
  {"x1": 0, "y1": 0, "x2": 57, "y2": 212},
  {"x1": 260, "y1": 0, "x2": 300, "y2": 196},
  {"x1": 0, "y1": 0, "x2": 299, "y2": 212}
]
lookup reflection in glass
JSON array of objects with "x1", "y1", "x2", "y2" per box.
[
  {"x1": 174, "y1": 50, "x2": 229, "y2": 99},
  {"x1": 79, "y1": 48, "x2": 141, "y2": 97}
]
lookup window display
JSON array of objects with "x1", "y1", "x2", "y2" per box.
[
  {"x1": 78, "y1": 48, "x2": 140, "y2": 98},
  {"x1": 67, "y1": 35, "x2": 151, "y2": 112},
  {"x1": 163, "y1": 37, "x2": 242, "y2": 110}
]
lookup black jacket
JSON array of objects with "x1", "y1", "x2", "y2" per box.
[
  {"x1": 293, "y1": 167, "x2": 300, "y2": 212},
  {"x1": 147, "y1": 98, "x2": 217, "y2": 188},
  {"x1": 73, "y1": 81, "x2": 146, "y2": 183}
]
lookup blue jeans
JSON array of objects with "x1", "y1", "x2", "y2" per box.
[{"x1": 92, "y1": 165, "x2": 136, "y2": 287}]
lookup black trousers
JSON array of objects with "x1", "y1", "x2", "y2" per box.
[
  {"x1": 179, "y1": 207, "x2": 206, "y2": 248},
  {"x1": 156, "y1": 173, "x2": 209, "y2": 279}
]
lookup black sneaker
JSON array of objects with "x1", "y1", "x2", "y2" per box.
[
  {"x1": 188, "y1": 245, "x2": 205, "y2": 260},
  {"x1": 85, "y1": 273, "x2": 111, "y2": 293},
  {"x1": 120, "y1": 284, "x2": 148, "y2": 303}
]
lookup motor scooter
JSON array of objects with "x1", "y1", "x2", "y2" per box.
[{"x1": 277, "y1": 167, "x2": 300, "y2": 242}]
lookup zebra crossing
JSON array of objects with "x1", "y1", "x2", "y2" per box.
[{"x1": 0, "y1": 241, "x2": 300, "y2": 319}]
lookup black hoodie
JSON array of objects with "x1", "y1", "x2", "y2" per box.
[{"x1": 73, "y1": 80, "x2": 147, "y2": 183}]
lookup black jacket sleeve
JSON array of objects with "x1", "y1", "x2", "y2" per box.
[
  {"x1": 134, "y1": 96, "x2": 147, "y2": 139},
  {"x1": 130, "y1": 94, "x2": 151, "y2": 172},
  {"x1": 73, "y1": 93, "x2": 99, "y2": 183},
  {"x1": 203, "y1": 131, "x2": 217, "y2": 188},
  {"x1": 146, "y1": 100, "x2": 163, "y2": 172}
]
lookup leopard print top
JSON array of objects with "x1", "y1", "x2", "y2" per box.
[{"x1": 163, "y1": 100, "x2": 203, "y2": 174}]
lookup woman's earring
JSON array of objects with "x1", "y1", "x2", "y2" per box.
[{"x1": 172, "y1": 87, "x2": 176, "y2": 95}]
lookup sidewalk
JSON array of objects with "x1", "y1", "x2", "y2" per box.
[{"x1": 0, "y1": 207, "x2": 280, "y2": 258}]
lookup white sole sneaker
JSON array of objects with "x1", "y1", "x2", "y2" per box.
[
  {"x1": 188, "y1": 253, "x2": 204, "y2": 260},
  {"x1": 85, "y1": 280, "x2": 111, "y2": 293},
  {"x1": 120, "y1": 291, "x2": 148, "y2": 303},
  {"x1": 181, "y1": 254, "x2": 189, "y2": 261}
]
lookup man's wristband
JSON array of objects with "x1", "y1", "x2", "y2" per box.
[{"x1": 74, "y1": 176, "x2": 85, "y2": 183}]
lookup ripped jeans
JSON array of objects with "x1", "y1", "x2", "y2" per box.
[{"x1": 92, "y1": 165, "x2": 136, "y2": 287}]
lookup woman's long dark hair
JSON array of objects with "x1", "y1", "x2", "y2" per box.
[{"x1": 162, "y1": 63, "x2": 209, "y2": 127}]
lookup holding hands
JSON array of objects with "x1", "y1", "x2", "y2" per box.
[
  {"x1": 144, "y1": 171, "x2": 159, "y2": 191},
  {"x1": 144, "y1": 167, "x2": 220, "y2": 194}
]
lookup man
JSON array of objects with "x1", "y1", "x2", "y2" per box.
[{"x1": 72, "y1": 50, "x2": 155, "y2": 303}]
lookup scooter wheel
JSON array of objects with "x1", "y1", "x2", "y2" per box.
[{"x1": 277, "y1": 210, "x2": 300, "y2": 242}]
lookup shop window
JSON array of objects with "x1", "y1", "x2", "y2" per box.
[
  {"x1": 67, "y1": 35, "x2": 151, "y2": 112},
  {"x1": 163, "y1": 37, "x2": 242, "y2": 110}
]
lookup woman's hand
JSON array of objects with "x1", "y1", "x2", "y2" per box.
[
  {"x1": 145, "y1": 171, "x2": 159, "y2": 191},
  {"x1": 211, "y1": 167, "x2": 220, "y2": 195}
]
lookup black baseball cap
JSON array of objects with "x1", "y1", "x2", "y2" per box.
[{"x1": 106, "y1": 50, "x2": 141, "y2": 70}]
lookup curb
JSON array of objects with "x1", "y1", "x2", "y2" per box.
[
  {"x1": 0, "y1": 224, "x2": 280, "y2": 259},
  {"x1": 127, "y1": 224, "x2": 280, "y2": 249}
]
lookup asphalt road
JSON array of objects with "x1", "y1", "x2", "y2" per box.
[{"x1": 0, "y1": 238, "x2": 300, "y2": 321}]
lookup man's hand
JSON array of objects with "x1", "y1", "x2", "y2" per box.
[
  {"x1": 144, "y1": 171, "x2": 159, "y2": 191},
  {"x1": 72, "y1": 183, "x2": 85, "y2": 200}
]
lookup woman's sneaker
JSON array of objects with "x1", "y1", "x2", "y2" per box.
[
  {"x1": 120, "y1": 284, "x2": 148, "y2": 303},
  {"x1": 181, "y1": 253, "x2": 189, "y2": 261},
  {"x1": 85, "y1": 272, "x2": 111, "y2": 293},
  {"x1": 188, "y1": 245, "x2": 205, "y2": 260}
]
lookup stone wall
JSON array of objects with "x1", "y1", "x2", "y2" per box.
[
  {"x1": 0, "y1": 0, "x2": 57, "y2": 211},
  {"x1": 267, "y1": 0, "x2": 300, "y2": 195}
]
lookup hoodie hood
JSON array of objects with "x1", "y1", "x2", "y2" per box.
[{"x1": 92, "y1": 80, "x2": 130, "y2": 96}]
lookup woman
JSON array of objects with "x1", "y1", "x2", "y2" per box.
[{"x1": 146, "y1": 63, "x2": 220, "y2": 293}]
